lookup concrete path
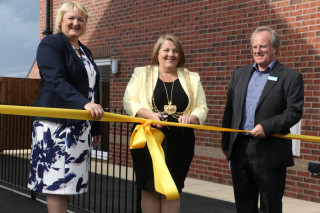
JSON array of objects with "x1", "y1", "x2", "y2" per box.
[{"x1": 184, "y1": 177, "x2": 320, "y2": 213}]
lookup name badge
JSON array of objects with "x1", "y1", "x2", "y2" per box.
[{"x1": 268, "y1": 76, "x2": 278, "y2": 81}]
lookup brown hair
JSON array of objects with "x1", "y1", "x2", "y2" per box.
[{"x1": 151, "y1": 34, "x2": 185, "y2": 68}]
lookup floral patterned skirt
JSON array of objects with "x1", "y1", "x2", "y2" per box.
[{"x1": 28, "y1": 120, "x2": 92, "y2": 195}]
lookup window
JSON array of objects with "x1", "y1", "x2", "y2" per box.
[
  {"x1": 95, "y1": 58, "x2": 111, "y2": 108},
  {"x1": 91, "y1": 58, "x2": 111, "y2": 159},
  {"x1": 291, "y1": 121, "x2": 301, "y2": 156}
]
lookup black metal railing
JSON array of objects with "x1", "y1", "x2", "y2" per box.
[{"x1": 0, "y1": 107, "x2": 138, "y2": 213}]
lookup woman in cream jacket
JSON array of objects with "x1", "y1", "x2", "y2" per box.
[{"x1": 123, "y1": 34, "x2": 208, "y2": 213}]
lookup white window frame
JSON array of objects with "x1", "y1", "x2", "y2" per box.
[
  {"x1": 94, "y1": 58, "x2": 111, "y2": 66},
  {"x1": 91, "y1": 58, "x2": 111, "y2": 160},
  {"x1": 91, "y1": 149, "x2": 108, "y2": 160},
  {"x1": 291, "y1": 121, "x2": 301, "y2": 157}
]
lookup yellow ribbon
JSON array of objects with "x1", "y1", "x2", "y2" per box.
[
  {"x1": 1, "y1": 104, "x2": 320, "y2": 200},
  {"x1": 130, "y1": 120, "x2": 179, "y2": 200}
]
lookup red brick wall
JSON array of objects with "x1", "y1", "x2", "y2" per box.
[{"x1": 40, "y1": 0, "x2": 320, "y2": 202}]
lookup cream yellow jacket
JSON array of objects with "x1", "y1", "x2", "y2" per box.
[{"x1": 123, "y1": 66, "x2": 208, "y2": 125}]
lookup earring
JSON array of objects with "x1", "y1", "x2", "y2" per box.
[{"x1": 59, "y1": 23, "x2": 61, "y2": 26}]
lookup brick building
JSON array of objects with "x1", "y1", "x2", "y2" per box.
[{"x1": 37, "y1": 0, "x2": 320, "y2": 203}]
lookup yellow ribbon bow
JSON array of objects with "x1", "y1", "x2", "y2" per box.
[{"x1": 130, "y1": 120, "x2": 179, "y2": 200}]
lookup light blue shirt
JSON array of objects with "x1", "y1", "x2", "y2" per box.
[{"x1": 240, "y1": 59, "x2": 277, "y2": 132}]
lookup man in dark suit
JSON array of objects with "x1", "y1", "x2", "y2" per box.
[{"x1": 221, "y1": 26, "x2": 304, "y2": 213}]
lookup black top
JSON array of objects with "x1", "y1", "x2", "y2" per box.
[
  {"x1": 131, "y1": 78, "x2": 195, "y2": 192},
  {"x1": 152, "y1": 78, "x2": 189, "y2": 120}
]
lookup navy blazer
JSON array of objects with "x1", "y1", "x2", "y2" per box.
[
  {"x1": 33, "y1": 32, "x2": 101, "y2": 135},
  {"x1": 221, "y1": 60, "x2": 304, "y2": 168}
]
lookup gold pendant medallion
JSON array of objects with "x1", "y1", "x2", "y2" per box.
[{"x1": 164, "y1": 101, "x2": 177, "y2": 115}]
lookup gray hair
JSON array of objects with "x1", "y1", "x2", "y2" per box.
[{"x1": 250, "y1": 26, "x2": 279, "y2": 53}]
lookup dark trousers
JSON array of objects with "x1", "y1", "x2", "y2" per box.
[{"x1": 231, "y1": 135, "x2": 287, "y2": 213}]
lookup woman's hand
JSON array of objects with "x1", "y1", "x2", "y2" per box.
[
  {"x1": 178, "y1": 115, "x2": 199, "y2": 124},
  {"x1": 84, "y1": 102, "x2": 104, "y2": 120},
  {"x1": 136, "y1": 108, "x2": 166, "y2": 129},
  {"x1": 149, "y1": 112, "x2": 166, "y2": 129},
  {"x1": 92, "y1": 135, "x2": 101, "y2": 146}
]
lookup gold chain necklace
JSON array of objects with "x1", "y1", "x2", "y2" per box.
[
  {"x1": 147, "y1": 65, "x2": 193, "y2": 119},
  {"x1": 162, "y1": 79, "x2": 177, "y2": 115}
]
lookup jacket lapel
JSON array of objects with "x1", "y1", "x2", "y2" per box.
[
  {"x1": 153, "y1": 66, "x2": 159, "y2": 90},
  {"x1": 177, "y1": 68, "x2": 190, "y2": 99},
  {"x1": 59, "y1": 33, "x2": 87, "y2": 76},
  {"x1": 256, "y1": 60, "x2": 282, "y2": 108},
  {"x1": 238, "y1": 65, "x2": 254, "y2": 111},
  {"x1": 147, "y1": 66, "x2": 159, "y2": 102}
]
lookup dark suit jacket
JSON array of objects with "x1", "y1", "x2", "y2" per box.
[
  {"x1": 33, "y1": 32, "x2": 101, "y2": 135},
  {"x1": 221, "y1": 60, "x2": 304, "y2": 168}
]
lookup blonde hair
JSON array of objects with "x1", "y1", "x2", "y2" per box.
[
  {"x1": 151, "y1": 34, "x2": 185, "y2": 68},
  {"x1": 54, "y1": 1, "x2": 88, "y2": 35}
]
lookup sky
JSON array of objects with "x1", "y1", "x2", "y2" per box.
[{"x1": 0, "y1": 0, "x2": 39, "y2": 78}]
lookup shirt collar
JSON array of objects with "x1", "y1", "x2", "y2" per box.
[{"x1": 253, "y1": 58, "x2": 277, "y2": 73}]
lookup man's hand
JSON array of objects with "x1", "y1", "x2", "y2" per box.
[
  {"x1": 222, "y1": 150, "x2": 229, "y2": 161},
  {"x1": 251, "y1": 124, "x2": 265, "y2": 138}
]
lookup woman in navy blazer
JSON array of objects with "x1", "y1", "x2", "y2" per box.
[{"x1": 28, "y1": 2, "x2": 104, "y2": 212}]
